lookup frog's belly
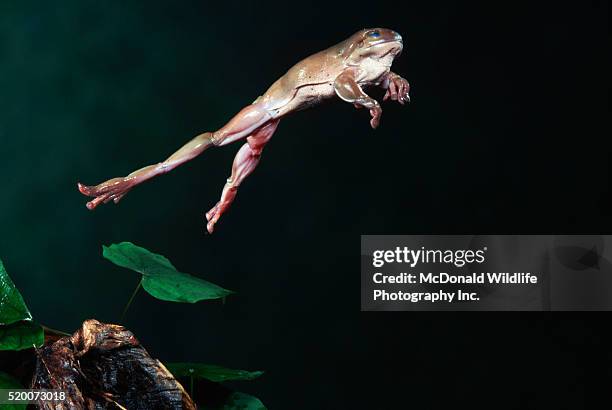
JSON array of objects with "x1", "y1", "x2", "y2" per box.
[
  {"x1": 274, "y1": 82, "x2": 336, "y2": 117},
  {"x1": 357, "y1": 57, "x2": 392, "y2": 83}
]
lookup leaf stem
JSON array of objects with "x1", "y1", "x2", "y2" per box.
[
  {"x1": 41, "y1": 325, "x2": 71, "y2": 337},
  {"x1": 120, "y1": 279, "x2": 142, "y2": 322}
]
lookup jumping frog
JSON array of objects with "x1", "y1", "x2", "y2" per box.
[{"x1": 78, "y1": 28, "x2": 411, "y2": 233}]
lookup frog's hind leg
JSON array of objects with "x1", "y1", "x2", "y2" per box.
[
  {"x1": 205, "y1": 118, "x2": 280, "y2": 233},
  {"x1": 78, "y1": 102, "x2": 274, "y2": 210},
  {"x1": 211, "y1": 102, "x2": 274, "y2": 146}
]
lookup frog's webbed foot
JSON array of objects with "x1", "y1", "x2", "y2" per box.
[
  {"x1": 205, "y1": 199, "x2": 228, "y2": 234},
  {"x1": 362, "y1": 100, "x2": 382, "y2": 129},
  {"x1": 352, "y1": 100, "x2": 382, "y2": 129},
  {"x1": 204, "y1": 179, "x2": 240, "y2": 234},
  {"x1": 382, "y1": 73, "x2": 410, "y2": 104},
  {"x1": 78, "y1": 177, "x2": 135, "y2": 210}
]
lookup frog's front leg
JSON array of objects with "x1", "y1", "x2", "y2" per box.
[
  {"x1": 205, "y1": 119, "x2": 280, "y2": 233},
  {"x1": 381, "y1": 72, "x2": 410, "y2": 104},
  {"x1": 334, "y1": 69, "x2": 382, "y2": 129}
]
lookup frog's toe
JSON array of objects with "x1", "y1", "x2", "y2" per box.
[
  {"x1": 205, "y1": 202, "x2": 223, "y2": 233},
  {"x1": 373, "y1": 102, "x2": 383, "y2": 128},
  {"x1": 369, "y1": 107, "x2": 382, "y2": 129},
  {"x1": 205, "y1": 202, "x2": 219, "y2": 222},
  {"x1": 386, "y1": 80, "x2": 398, "y2": 101},
  {"x1": 85, "y1": 192, "x2": 111, "y2": 210},
  {"x1": 77, "y1": 182, "x2": 93, "y2": 196},
  {"x1": 398, "y1": 79, "x2": 410, "y2": 104}
]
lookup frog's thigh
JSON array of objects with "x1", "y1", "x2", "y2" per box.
[{"x1": 213, "y1": 103, "x2": 273, "y2": 147}]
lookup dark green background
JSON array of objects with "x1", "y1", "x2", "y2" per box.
[{"x1": 1, "y1": 1, "x2": 609, "y2": 408}]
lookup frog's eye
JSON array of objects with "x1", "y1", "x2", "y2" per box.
[{"x1": 368, "y1": 31, "x2": 381, "y2": 38}]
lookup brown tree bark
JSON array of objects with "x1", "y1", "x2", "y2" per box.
[{"x1": 27, "y1": 319, "x2": 195, "y2": 409}]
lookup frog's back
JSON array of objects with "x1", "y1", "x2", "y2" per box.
[
  {"x1": 285, "y1": 46, "x2": 346, "y2": 87},
  {"x1": 260, "y1": 40, "x2": 350, "y2": 113}
]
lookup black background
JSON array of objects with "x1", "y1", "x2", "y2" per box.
[{"x1": 0, "y1": 1, "x2": 609, "y2": 408}]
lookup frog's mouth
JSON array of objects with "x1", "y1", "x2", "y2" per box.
[
  {"x1": 375, "y1": 41, "x2": 403, "y2": 60},
  {"x1": 380, "y1": 45, "x2": 402, "y2": 59}
]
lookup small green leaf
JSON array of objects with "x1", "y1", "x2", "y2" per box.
[
  {"x1": 200, "y1": 391, "x2": 267, "y2": 410},
  {"x1": 0, "y1": 371, "x2": 26, "y2": 410},
  {"x1": 0, "y1": 320, "x2": 44, "y2": 351},
  {"x1": 103, "y1": 242, "x2": 233, "y2": 303},
  {"x1": 0, "y1": 259, "x2": 32, "y2": 325},
  {"x1": 141, "y1": 272, "x2": 232, "y2": 304},
  {"x1": 166, "y1": 363, "x2": 264, "y2": 383},
  {"x1": 218, "y1": 392, "x2": 267, "y2": 410}
]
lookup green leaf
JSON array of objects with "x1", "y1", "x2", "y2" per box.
[
  {"x1": 0, "y1": 371, "x2": 26, "y2": 410},
  {"x1": 217, "y1": 392, "x2": 267, "y2": 410},
  {"x1": 0, "y1": 258, "x2": 32, "y2": 325},
  {"x1": 102, "y1": 242, "x2": 234, "y2": 303},
  {"x1": 0, "y1": 320, "x2": 44, "y2": 351},
  {"x1": 0, "y1": 258, "x2": 44, "y2": 351},
  {"x1": 166, "y1": 363, "x2": 264, "y2": 383},
  {"x1": 200, "y1": 392, "x2": 267, "y2": 410}
]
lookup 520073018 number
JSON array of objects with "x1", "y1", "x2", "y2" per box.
[{"x1": 2, "y1": 389, "x2": 67, "y2": 403}]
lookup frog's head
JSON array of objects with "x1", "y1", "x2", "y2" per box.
[{"x1": 342, "y1": 28, "x2": 403, "y2": 66}]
